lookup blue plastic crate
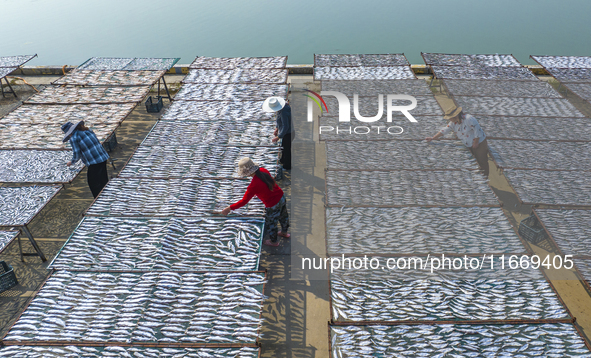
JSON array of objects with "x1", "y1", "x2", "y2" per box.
[{"x1": 145, "y1": 96, "x2": 163, "y2": 113}]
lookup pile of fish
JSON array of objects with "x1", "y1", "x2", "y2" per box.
[
  {"x1": 0, "y1": 150, "x2": 83, "y2": 183},
  {"x1": 119, "y1": 145, "x2": 279, "y2": 179},
  {"x1": 331, "y1": 324, "x2": 590, "y2": 357},
  {"x1": 574, "y1": 259, "x2": 591, "y2": 283},
  {"x1": 563, "y1": 83, "x2": 591, "y2": 101},
  {"x1": 52, "y1": 70, "x2": 166, "y2": 86},
  {"x1": 50, "y1": 217, "x2": 264, "y2": 271},
  {"x1": 475, "y1": 116, "x2": 591, "y2": 141},
  {"x1": 431, "y1": 66, "x2": 537, "y2": 80},
  {"x1": 443, "y1": 79, "x2": 561, "y2": 98},
  {"x1": 314, "y1": 66, "x2": 416, "y2": 81},
  {"x1": 504, "y1": 169, "x2": 591, "y2": 206},
  {"x1": 531, "y1": 55, "x2": 591, "y2": 69},
  {"x1": 0, "y1": 230, "x2": 19, "y2": 253},
  {"x1": 174, "y1": 84, "x2": 288, "y2": 102},
  {"x1": 315, "y1": 54, "x2": 410, "y2": 67},
  {"x1": 331, "y1": 269, "x2": 568, "y2": 321},
  {"x1": 0, "y1": 346, "x2": 260, "y2": 358},
  {"x1": 539, "y1": 68, "x2": 591, "y2": 83},
  {"x1": 182, "y1": 69, "x2": 288, "y2": 84},
  {"x1": 489, "y1": 140, "x2": 591, "y2": 170},
  {"x1": 322, "y1": 95, "x2": 442, "y2": 117},
  {"x1": 318, "y1": 115, "x2": 445, "y2": 141},
  {"x1": 534, "y1": 209, "x2": 591, "y2": 256},
  {"x1": 454, "y1": 96, "x2": 584, "y2": 117},
  {"x1": 326, "y1": 141, "x2": 478, "y2": 170},
  {"x1": 0, "y1": 104, "x2": 136, "y2": 125},
  {"x1": 189, "y1": 56, "x2": 287, "y2": 70},
  {"x1": 0, "y1": 186, "x2": 61, "y2": 226},
  {"x1": 0, "y1": 67, "x2": 16, "y2": 78},
  {"x1": 326, "y1": 207, "x2": 525, "y2": 254},
  {"x1": 422, "y1": 53, "x2": 521, "y2": 67},
  {"x1": 161, "y1": 100, "x2": 273, "y2": 121},
  {"x1": 25, "y1": 86, "x2": 150, "y2": 104},
  {"x1": 142, "y1": 120, "x2": 275, "y2": 146},
  {"x1": 0, "y1": 55, "x2": 36, "y2": 68},
  {"x1": 3, "y1": 271, "x2": 266, "y2": 344},
  {"x1": 85, "y1": 178, "x2": 264, "y2": 217},
  {"x1": 0, "y1": 123, "x2": 118, "y2": 149},
  {"x1": 322, "y1": 79, "x2": 432, "y2": 96},
  {"x1": 326, "y1": 170, "x2": 497, "y2": 207},
  {"x1": 77, "y1": 57, "x2": 179, "y2": 71}
]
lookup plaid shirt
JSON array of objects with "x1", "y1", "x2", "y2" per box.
[{"x1": 69, "y1": 129, "x2": 110, "y2": 166}]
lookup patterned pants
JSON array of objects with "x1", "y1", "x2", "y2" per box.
[{"x1": 264, "y1": 195, "x2": 289, "y2": 242}]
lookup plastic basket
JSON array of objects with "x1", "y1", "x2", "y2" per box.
[
  {"x1": 518, "y1": 214, "x2": 548, "y2": 245},
  {"x1": 0, "y1": 261, "x2": 18, "y2": 294},
  {"x1": 145, "y1": 96, "x2": 163, "y2": 113}
]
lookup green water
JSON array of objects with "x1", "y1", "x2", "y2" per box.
[{"x1": 1, "y1": 0, "x2": 590, "y2": 66}]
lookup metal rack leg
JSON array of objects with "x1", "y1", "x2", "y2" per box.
[
  {"x1": 21, "y1": 225, "x2": 47, "y2": 262},
  {"x1": 17, "y1": 234, "x2": 24, "y2": 262},
  {"x1": 161, "y1": 77, "x2": 172, "y2": 102},
  {"x1": 1, "y1": 77, "x2": 17, "y2": 98}
]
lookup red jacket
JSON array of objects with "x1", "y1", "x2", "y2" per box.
[{"x1": 230, "y1": 168, "x2": 283, "y2": 210}]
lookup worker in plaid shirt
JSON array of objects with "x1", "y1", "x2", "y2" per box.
[{"x1": 61, "y1": 121, "x2": 110, "y2": 197}]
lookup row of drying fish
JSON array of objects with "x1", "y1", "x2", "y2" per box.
[
  {"x1": 0, "y1": 346, "x2": 260, "y2": 358},
  {"x1": 142, "y1": 120, "x2": 276, "y2": 147},
  {"x1": 504, "y1": 169, "x2": 591, "y2": 206},
  {"x1": 318, "y1": 116, "x2": 444, "y2": 141},
  {"x1": 422, "y1": 53, "x2": 522, "y2": 67},
  {"x1": 174, "y1": 84, "x2": 288, "y2": 102},
  {"x1": 0, "y1": 186, "x2": 61, "y2": 226},
  {"x1": 0, "y1": 103, "x2": 136, "y2": 126},
  {"x1": 563, "y1": 83, "x2": 591, "y2": 101},
  {"x1": 326, "y1": 207, "x2": 525, "y2": 254},
  {"x1": 326, "y1": 170, "x2": 497, "y2": 207},
  {"x1": 469, "y1": 115, "x2": 591, "y2": 141},
  {"x1": 574, "y1": 259, "x2": 591, "y2": 283},
  {"x1": 331, "y1": 324, "x2": 591, "y2": 357},
  {"x1": 4, "y1": 271, "x2": 266, "y2": 344},
  {"x1": 534, "y1": 209, "x2": 591, "y2": 256},
  {"x1": 77, "y1": 57, "x2": 178, "y2": 71},
  {"x1": 189, "y1": 56, "x2": 287, "y2": 70},
  {"x1": 331, "y1": 274, "x2": 567, "y2": 322},
  {"x1": 0, "y1": 55, "x2": 36, "y2": 68},
  {"x1": 315, "y1": 54, "x2": 410, "y2": 67},
  {"x1": 0, "y1": 150, "x2": 83, "y2": 183},
  {"x1": 85, "y1": 178, "x2": 264, "y2": 217},
  {"x1": 119, "y1": 145, "x2": 279, "y2": 179},
  {"x1": 50, "y1": 217, "x2": 264, "y2": 272},
  {"x1": 325, "y1": 141, "x2": 478, "y2": 170},
  {"x1": 52, "y1": 70, "x2": 166, "y2": 86},
  {"x1": 489, "y1": 140, "x2": 591, "y2": 170},
  {"x1": 0, "y1": 230, "x2": 19, "y2": 253},
  {"x1": 0, "y1": 67, "x2": 16, "y2": 78},
  {"x1": 182, "y1": 69, "x2": 288, "y2": 84},
  {"x1": 532, "y1": 55, "x2": 591, "y2": 69},
  {"x1": 0, "y1": 123, "x2": 118, "y2": 149},
  {"x1": 25, "y1": 86, "x2": 150, "y2": 104},
  {"x1": 443, "y1": 79, "x2": 562, "y2": 98},
  {"x1": 162, "y1": 100, "x2": 273, "y2": 121},
  {"x1": 454, "y1": 96, "x2": 585, "y2": 117},
  {"x1": 541, "y1": 68, "x2": 591, "y2": 83},
  {"x1": 431, "y1": 66, "x2": 537, "y2": 81},
  {"x1": 321, "y1": 79, "x2": 433, "y2": 96},
  {"x1": 314, "y1": 66, "x2": 416, "y2": 81},
  {"x1": 322, "y1": 95, "x2": 442, "y2": 117}
]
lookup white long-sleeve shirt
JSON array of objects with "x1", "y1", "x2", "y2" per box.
[{"x1": 440, "y1": 114, "x2": 486, "y2": 147}]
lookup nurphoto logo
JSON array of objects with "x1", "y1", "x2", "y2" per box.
[{"x1": 305, "y1": 90, "x2": 418, "y2": 136}]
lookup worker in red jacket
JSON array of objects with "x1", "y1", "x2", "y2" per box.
[{"x1": 221, "y1": 157, "x2": 290, "y2": 246}]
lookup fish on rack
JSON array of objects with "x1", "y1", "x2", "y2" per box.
[
  {"x1": 0, "y1": 150, "x2": 84, "y2": 183},
  {"x1": 0, "y1": 186, "x2": 61, "y2": 226}
]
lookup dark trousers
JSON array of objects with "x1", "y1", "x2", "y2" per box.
[
  {"x1": 87, "y1": 160, "x2": 109, "y2": 198},
  {"x1": 280, "y1": 132, "x2": 293, "y2": 170},
  {"x1": 470, "y1": 138, "x2": 490, "y2": 177}
]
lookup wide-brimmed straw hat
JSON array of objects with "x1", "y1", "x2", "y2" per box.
[
  {"x1": 61, "y1": 120, "x2": 84, "y2": 142},
  {"x1": 443, "y1": 106, "x2": 463, "y2": 120},
  {"x1": 262, "y1": 97, "x2": 286, "y2": 112},
  {"x1": 237, "y1": 157, "x2": 260, "y2": 177}
]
